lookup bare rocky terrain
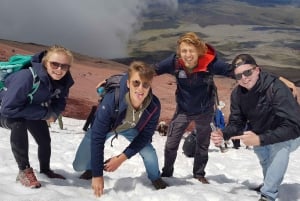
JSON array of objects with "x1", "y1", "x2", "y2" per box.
[{"x1": 0, "y1": 40, "x2": 299, "y2": 131}]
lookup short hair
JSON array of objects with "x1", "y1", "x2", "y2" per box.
[
  {"x1": 176, "y1": 32, "x2": 208, "y2": 57},
  {"x1": 42, "y1": 45, "x2": 73, "y2": 67},
  {"x1": 232, "y1": 54, "x2": 258, "y2": 69},
  {"x1": 128, "y1": 61, "x2": 155, "y2": 82}
]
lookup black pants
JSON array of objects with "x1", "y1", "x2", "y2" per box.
[
  {"x1": 162, "y1": 107, "x2": 214, "y2": 178},
  {"x1": 0, "y1": 117, "x2": 51, "y2": 171}
]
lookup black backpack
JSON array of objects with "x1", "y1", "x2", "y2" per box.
[
  {"x1": 82, "y1": 73, "x2": 125, "y2": 131},
  {"x1": 182, "y1": 129, "x2": 197, "y2": 157}
]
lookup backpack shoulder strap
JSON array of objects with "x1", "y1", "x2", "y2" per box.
[
  {"x1": 109, "y1": 87, "x2": 121, "y2": 147},
  {"x1": 112, "y1": 87, "x2": 120, "y2": 128},
  {"x1": 82, "y1": 105, "x2": 98, "y2": 131},
  {"x1": 27, "y1": 67, "x2": 40, "y2": 104}
]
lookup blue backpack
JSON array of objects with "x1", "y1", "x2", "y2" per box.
[{"x1": 0, "y1": 54, "x2": 40, "y2": 103}]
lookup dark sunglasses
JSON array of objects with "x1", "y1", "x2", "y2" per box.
[
  {"x1": 49, "y1": 61, "x2": 70, "y2": 71},
  {"x1": 131, "y1": 80, "x2": 150, "y2": 89},
  {"x1": 234, "y1": 67, "x2": 256, "y2": 80}
]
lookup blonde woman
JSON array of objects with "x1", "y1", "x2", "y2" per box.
[{"x1": 0, "y1": 45, "x2": 74, "y2": 188}]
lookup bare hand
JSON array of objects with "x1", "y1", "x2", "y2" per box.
[
  {"x1": 210, "y1": 130, "x2": 224, "y2": 147},
  {"x1": 230, "y1": 131, "x2": 260, "y2": 146},
  {"x1": 92, "y1": 176, "x2": 104, "y2": 197},
  {"x1": 279, "y1": 76, "x2": 298, "y2": 99},
  {"x1": 46, "y1": 116, "x2": 56, "y2": 124},
  {"x1": 104, "y1": 154, "x2": 127, "y2": 172}
]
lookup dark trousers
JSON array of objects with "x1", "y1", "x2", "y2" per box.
[
  {"x1": 162, "y1": 107, "x2": 214, "y2": 178},
  {"x1": 0, "y1": 117, "x2": 51, "y2": 171}
]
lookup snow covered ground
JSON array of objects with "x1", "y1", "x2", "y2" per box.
[{"x1": 0, "y1": 117, "x2": 299, "y2": 201}]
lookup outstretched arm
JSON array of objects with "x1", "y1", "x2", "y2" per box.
[
  {"x1": 92, "y1": 176, "x2": 104, "y2": 197},
  {"x1": 279, "y1": 76, "x2": 298, "y2": 99}
]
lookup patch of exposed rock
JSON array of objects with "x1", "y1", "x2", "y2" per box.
[{"x1": 1, "y1": 41, "x2": 299, "y2": 131}]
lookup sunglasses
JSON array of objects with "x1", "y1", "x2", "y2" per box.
[
  {"x1": 131, "y1": 80, "x2": 150, "y2": 89},
  {"x1": 49, "y1": 61, "x2": 70, "y2": 71},
  {"x1": 234, "y1": 67, "x2": 256, "y2": 80}
]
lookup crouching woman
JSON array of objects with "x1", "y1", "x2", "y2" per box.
[{"x1": 0, "y1": 45, "x2": 74, "y2": 188}]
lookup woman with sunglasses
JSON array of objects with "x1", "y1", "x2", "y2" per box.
[
  {"x1": 74, "y1": 61, "x2": 167, "y2": 197},
  {"x1": 0, "y1": 45, "x2": 74, "y2": 188},
  {"x1": 211, "y1": 54, "x2": 300, "y2": 201}
]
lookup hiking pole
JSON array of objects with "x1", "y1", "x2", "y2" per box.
[{"x1": 210, "y1": 122, "x2": 227, "y2": 153}]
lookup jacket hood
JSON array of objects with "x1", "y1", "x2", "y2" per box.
[{"x1": 255, "y1": 71, "x2": 277, "y2": 93}]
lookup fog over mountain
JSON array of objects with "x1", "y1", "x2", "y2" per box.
[
  {"x1": 0, "y1": 0, "x2": 177, "y2": 59},
  {"x1": 235, "y1": 0, "x2": 300, "y2": 6},
  {"x1": 0, "y1": 0, "x2": 299, "y2": 60}
]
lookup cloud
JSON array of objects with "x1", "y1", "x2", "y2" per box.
[{"x1": 0, "y1": 0, "x2": 178, "y2": 59}]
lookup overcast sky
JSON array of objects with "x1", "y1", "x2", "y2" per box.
[{"x1": 0, "y1": 0, "x2": 178, "y2": 59}]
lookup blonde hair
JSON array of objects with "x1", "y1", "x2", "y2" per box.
[
  {"x1": 176, "y1": 32, "x2": 208, "y2": 57},
  {"x1": 42, "y1": 45, "x2": 73, "y2": 67},
  {"x1": 128, "y1": 61, "x2": 155, "y2": 82}
]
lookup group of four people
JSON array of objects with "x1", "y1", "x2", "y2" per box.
[{"x1": 0, "y1": 32, "x2": 299, "y2": 201}]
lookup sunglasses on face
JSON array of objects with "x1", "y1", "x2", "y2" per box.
[
  {"x1": 234, "y1": 67, "x2": 256, "y2": 80},
  {"x1": 131, "y1": 80, "x2": 150, "y2": 89},
  {"x1": 49, "y1": 61, "x2": 70, "y2": 71}
]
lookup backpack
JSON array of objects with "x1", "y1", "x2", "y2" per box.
[
  {"x1": 0, "y1": 54, "x2": 40, "y2": 103},
  {"x1": 82, "y1": 73, "x2": 125, "y2": 131},
  {"x1": 182, "y1": 129, "x2": 197, "y2": 157}
]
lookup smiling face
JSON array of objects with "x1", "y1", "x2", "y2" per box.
[
  {"x1": 126, "y1": 61, "x2": 154, "y2": 110},
  {"x1": 44, "y1": 52, "x2": 71, "y2": 80},
  {"x1": 127, "y1": 71, "x2": 151, "y2": 109},
  {"x1": 176, "y1": 32, "x2": 208, "y2": 69},
  {"x1": 42, "y1": 45, "x2": 73, "y2": 81},
  {"x1": 234, "y1": 64, "x2": 260, "y2": 90},
  {"x1": 179, "y1": 42, "x2": 199, "y2": 69}
]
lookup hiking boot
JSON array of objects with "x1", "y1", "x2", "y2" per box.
[
  {"x1": 79, "y1": 170, "x2": 92, "y2": 180},
  {"x1": 152, "y1": 178, "x2": 168, "y2": 190},
  {"x1": 161, "y1": 167, "x2": 173, "y2": 177},
  {"x1": 41, "y1": 169, "x2": 66, "y2": 180},
  {"x1": 161, "y1": 171, "x2": 172, "y2": 177},
  {"x1": 258, "y1": 195, "x2": 269, "y2": 201},
  {"x1": 16, "y1": 167, "x2": 41, "y2": 188},
  {"x1": 196, "y1": 176, "x2": 209, "y2": 184},
  {"x1": 252, "y1": 184, "x2": 263, "y2": 192}
]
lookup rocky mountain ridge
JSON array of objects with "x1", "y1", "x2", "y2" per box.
[{"x1": 1, "y1": 40, "x2": 299, "y2": 131}]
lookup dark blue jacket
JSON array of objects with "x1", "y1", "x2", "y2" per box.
[
  {"x1": 154, "y1": 45, "x2": 232, "y2": 114},
  {"x1": 0, "y1": 51, "x2": 74, "y2": 120},
  {"x1": 91, "y1": 74, "x2": 161, "y2": 177}
]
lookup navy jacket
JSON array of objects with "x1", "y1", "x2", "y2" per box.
[
  {"x1": 0, "y1": 51, "x2": 74, "y2": 120},
  {"x1": 154, "y1": 45, "x2": 232, "y2": 114},
  {"x1": 223, "y1": 71, "x2": 300, "y2": 145},
  {"x1": 91, "y1": 74, "x2": 161, "y2": 177}
]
